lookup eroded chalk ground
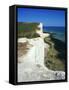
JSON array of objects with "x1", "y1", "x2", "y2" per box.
[{"x1": 18, "y1": 38, "x2": 65, "y2": 82}]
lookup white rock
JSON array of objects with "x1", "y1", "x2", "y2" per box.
[{"x1": 18, "y1": 37, "x2": 65, "y2": 82}]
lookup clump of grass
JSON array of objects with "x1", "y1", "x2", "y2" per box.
[{"x1": 44, "y1": 36, "x2": 52, "y2": 46}]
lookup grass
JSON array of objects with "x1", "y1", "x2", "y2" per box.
[
  {"x1": 44, "y1": 34, "x2": 65, "y2": 71},
  {"x1": 18, "y1": 22, "x2": 40, "y2": 38}
]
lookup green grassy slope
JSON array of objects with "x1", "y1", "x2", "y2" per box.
[
  {"x1": 18, "y1": 22, "x2": 40, "y2": 38},
  {"x1": 44, "y1": 34, "x2": 65, "y2": 71}
]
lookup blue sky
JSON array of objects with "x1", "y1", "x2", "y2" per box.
[{"x1": 17, "y1": 8, "x2": 65, "y2": 27}]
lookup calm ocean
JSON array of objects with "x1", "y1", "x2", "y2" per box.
[{"x1": 43, "y1": 27, "x2": 65, "y2": 42}]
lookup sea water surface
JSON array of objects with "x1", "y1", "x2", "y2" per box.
[{"x1": 43, "y1": 27, "x2": 65, "y2": 42}]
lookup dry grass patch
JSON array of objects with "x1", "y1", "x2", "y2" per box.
[{"x1": 18, "y1": 41, "x2": 33, "y2": 57}]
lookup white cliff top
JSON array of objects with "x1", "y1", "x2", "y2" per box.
[{"x1": 18, "y1": 37, "x2": 65, "y2": 82}]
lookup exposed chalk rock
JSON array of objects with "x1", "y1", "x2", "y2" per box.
[
  {"x1": 18, "y1": 37, "x2": 44, "y2": 65},
  {"x1": 18, "y1": 37, "x2": 65, "y2": 82}
]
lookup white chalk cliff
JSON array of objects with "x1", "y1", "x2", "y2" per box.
[{"x1": 18, "y1": 23, "x2": 65, "y2": 82}]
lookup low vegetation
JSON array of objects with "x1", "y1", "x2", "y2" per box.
[
  {"x1": 18, "y1": 22, "x2": 40, "y2": 38},
  {"x1": 44, "y1": 34, "x2": 65, "y2": 71}
]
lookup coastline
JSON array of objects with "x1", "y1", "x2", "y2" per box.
[
  {"x1": 17, "y1": 22, "x2": 65, "y2": 82},
  {"x1": 43, "y1": 26, "x2": 65, "y2": 42},
  {"x1": 44, "y1": 32, "x2": 65, "y2": 71}
]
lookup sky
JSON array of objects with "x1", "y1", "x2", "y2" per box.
[{"x1": 17, "y1": 8, "x2": 65, "y2": 27}]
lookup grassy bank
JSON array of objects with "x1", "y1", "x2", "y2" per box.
[
  {"x1": 44, "y1": 34, "x2": 65, "y2": 71},
  {"x1": 18, "y1": 22, "x2": 40, "y2": 38}
]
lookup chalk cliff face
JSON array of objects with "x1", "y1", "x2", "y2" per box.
[
  {"x1": 18, "y1": 37, "x2": 44, "y2": 65},
  {"x1": 18, "y1": 22, "x2": 65, "y2": 82},
  {"x1": 18, "y1": 37, "x2": 65, "y2": 82}
]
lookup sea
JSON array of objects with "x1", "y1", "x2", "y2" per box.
[{"x1": 43, "y1": 27, "x2": 65, "y2": 42}]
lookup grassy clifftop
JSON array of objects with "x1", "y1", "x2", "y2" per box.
[
  {"x1": 18, "y1": 22, "x2": 40, "y2": 38},
  {"x1": 44, "y1": 34, "x2": 65, "y2": 71}
]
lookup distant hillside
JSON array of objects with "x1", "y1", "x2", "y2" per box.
[{"x1": 18, "y1": 22, "x2": 40, "y2": 38}]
